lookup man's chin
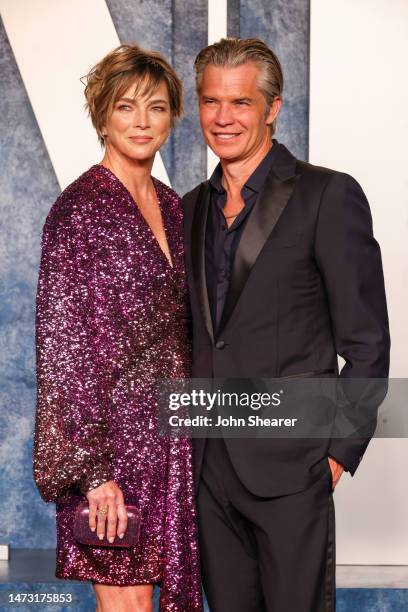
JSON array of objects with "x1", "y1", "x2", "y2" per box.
[{"x1": 211, "y1": 147, "x2": 244, "y2": 163}]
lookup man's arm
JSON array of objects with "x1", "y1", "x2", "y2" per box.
[{"x1": 314, "y1": 172, "x2": 390, "y2": 475}]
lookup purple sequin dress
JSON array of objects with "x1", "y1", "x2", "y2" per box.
[{"x1": 33, "y1": 165, "x2": 203, "y2": 610}]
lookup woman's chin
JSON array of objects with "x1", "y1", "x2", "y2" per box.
[{"x1": 120, "y1": 149, "x2": 157, "y2": 164}]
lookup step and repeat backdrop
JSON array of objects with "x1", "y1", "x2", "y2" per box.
[{"x1": 0, "y1": 0, "x2": 407, "y2": 564}]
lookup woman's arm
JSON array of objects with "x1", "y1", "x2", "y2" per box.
[{"x1": 33, "y1": 204, "x2": 116, "y2": 502}]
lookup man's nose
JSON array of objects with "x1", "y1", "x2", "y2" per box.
[{"x1": 215, "y1": 104, "x2": 234, "y2": 126}]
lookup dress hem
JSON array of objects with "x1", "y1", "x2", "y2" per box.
[{"x1": 55, "y1": 571, "x2": 161, "y2": 587}]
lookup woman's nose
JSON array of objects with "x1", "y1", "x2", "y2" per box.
[{"x1": 133, "y1": 109, "x2": 149, "y2": 129}]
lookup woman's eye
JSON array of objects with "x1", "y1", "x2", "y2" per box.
[
  {"x1": 118, "y1": 104, "x2": 131, "y2": 111},
  {"x1": 152, "y1": 106, "x2": 165, "y2": 112}
]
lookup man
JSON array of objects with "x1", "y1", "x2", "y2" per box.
[{"x1": 182, "y1": 38, "x2": 390, "y2": 611}]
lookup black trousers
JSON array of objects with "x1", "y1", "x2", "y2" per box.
[{"x1": 197, "y1": 438, "x2": 336, "y2": 612}]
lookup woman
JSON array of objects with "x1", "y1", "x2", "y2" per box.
[{"x1": 33, "y1": 44, "x2": 202, "y2": 612}]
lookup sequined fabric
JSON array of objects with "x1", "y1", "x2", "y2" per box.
[{"x1": 33, "y1": 165, "x2": 203, "y2": 610}]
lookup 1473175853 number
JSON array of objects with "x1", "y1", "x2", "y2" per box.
[{"x1": 7, "y1": 592, "x2": 74, "y2": 604}]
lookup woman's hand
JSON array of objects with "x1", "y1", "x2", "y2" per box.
[{"x1": 86, "y1": 480, "x2": 128, "y2": 543}]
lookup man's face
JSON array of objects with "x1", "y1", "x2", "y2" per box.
[{"x1": 198, "y1": 62, "x2": 280, "y2": 163}]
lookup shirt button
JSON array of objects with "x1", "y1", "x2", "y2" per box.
[{"x1": 215, "y1": 340, "x2": 226, "y2": 350}]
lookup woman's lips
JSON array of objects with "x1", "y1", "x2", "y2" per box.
[{"x1": 129, "y1": 136, "x2": 153, "y2": 143}]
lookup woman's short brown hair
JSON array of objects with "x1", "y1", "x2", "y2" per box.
[{"x1": 83, "y1": 44, "x2": 183, "y2": 145}]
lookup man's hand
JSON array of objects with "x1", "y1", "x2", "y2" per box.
[{"x1": 328, "y1": 457, "x2": 344, "y2": 490}]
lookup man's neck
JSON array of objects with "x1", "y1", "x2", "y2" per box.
[{"x1": 220, "y1": 139, "x2": 273, "y2": 197}]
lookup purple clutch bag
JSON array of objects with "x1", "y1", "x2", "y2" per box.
[{"x1": 73, "y1": 501, "x2": 140, "y2": 548}]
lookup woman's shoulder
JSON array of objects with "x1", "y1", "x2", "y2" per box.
[
  {"x1": 44, "y1": 165, "x2": 116, "y2": 234},
  {"x1": 152, "y1": 177, "x2": 181, "y2": 206}
]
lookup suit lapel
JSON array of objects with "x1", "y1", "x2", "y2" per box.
[
  {"x1": 191, "y1": 182, "x2": 214, "y2": 343},
  {"x1": 218, "y1": 154, "x2": 298, "y2": 335}
]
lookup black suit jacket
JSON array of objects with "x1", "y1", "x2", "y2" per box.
[{"x1": 182, "y1": 142, "x2": 390, "y2": 497}]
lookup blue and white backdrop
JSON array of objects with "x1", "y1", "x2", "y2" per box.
[{"x1": 0, "y1": 0, "x2": 407, "y2": 563}]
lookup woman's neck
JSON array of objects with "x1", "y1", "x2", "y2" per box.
[{"x1": 100, "y1": 147, "x2": 154, "y2": 200}]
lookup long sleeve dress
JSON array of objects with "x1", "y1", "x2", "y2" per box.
[{"x1": 33, "y1": 165, "x2": 203, "y2": 611}]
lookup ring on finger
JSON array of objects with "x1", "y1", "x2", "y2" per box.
[{"x1": 98, "y1": 506, "x2": 108, "y2": 515}]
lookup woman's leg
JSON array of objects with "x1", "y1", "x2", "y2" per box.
[{"x1": 93, "y1": 583, "x2": 154, "y2": 612}]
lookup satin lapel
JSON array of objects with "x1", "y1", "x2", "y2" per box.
[
  {"x1": 218, "y1": 171, "x2": 297, "y2": 335},
  {"x1": 191, "y1": 182, "x2": 214, "y2": 343}
]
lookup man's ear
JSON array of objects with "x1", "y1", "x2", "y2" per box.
[{"x1": 266, "y1": 97, "x2": 282, "y2": 126}]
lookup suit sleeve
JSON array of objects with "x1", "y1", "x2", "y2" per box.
[
  {"x1": 33, "y1": 212, "x2": 114, "y2": 502},
  {"x1": 314, "y1": 172, "x2": 390, "y2": 474}
]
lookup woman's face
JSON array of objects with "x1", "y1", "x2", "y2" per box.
[{"x1": 103, "y1": 80, "x2": 172, "y2": 162}]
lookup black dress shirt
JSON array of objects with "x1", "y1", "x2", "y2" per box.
[{"x1": 205, "y1": 143, "x2": 279, "y2": 333}]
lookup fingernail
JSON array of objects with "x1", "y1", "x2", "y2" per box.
[
  {"x1": 118, "y1": 533, "x2": 124, "y2": 539},
  {"x1": 90, "y1": 527, "x2": 95, "y2": 532},
  {"x1": 98, "y1": 534, "x2": 104, "y2": 540},
  {"x1": 108, "y1": 537, "x2": 114, "y2": 543}
]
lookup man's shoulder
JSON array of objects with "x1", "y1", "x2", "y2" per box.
[
  {"x1": 293, "y1": 158, "x2": 362, "y2": 200},
  {"x1": 295, "y1": 159, "x2": 365, "y2": 196},
  {"x1": 269, "y1": 141, "x2": 343, "y2": 189},
  {"x1": 296, "y1": 158, "x2": 339, "y2": 182},
  {"x1": 181, "y1": 181, "x2": 209, "y2": 211}
]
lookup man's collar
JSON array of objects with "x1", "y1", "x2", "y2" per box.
[
  {"x1": 245, "y1": 142, "x2": 280, "y2": 192},
  {"x1": 208, "y1": 162, "x2": 224, "y2": 194}
]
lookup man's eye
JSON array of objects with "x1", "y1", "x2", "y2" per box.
[
  {"x1": 236, "y1": 101, "x2": 249, "y2": 106},
  {"x1": 118, "y1": 104, "x2": 131, "y2": 111},
  {"x1": 152, "y1": 106, "x2": 166, "y2": 112}
]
